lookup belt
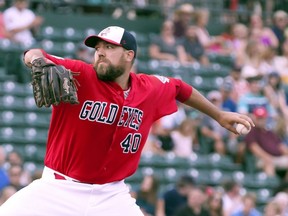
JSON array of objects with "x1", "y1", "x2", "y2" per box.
[
  {"x1": 43, "y1": 166, "x2": 81, "y2": 183},
  {"x1": 53, "y1": 172, "x2": 80, "y2": 183}
]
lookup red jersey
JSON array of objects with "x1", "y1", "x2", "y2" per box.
[{"x1": 42, "y1": 51, "x2": 192, "y2": 184}]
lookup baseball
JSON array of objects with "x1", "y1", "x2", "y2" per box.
[{"x1": 236, "y1": 123, "x2": 251, "y2": 135}]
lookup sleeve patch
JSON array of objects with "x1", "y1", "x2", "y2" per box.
[{"x1": 153, "y1": 75, "x2": 170, "y2": 84}]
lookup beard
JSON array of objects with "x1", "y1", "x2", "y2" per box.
[{"x1": 93, "y1": 59, "x2": 125, "y2": 82}]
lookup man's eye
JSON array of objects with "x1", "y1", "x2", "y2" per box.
[{"x1": 106, "y1": 45, "x2": 113, "y2": 49}]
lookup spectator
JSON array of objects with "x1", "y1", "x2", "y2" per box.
[
  {"x1": 174, "y1": 186, "x2": 210, "y2": 216},
  {"x1": 237, "y1": 74, "x2": 276, "y2": 122},
  {"x1": 274, "y1": 112, "x2": 288, "y2": 146},
  {"x1": 244, "y1": 106, "x2": 288, "y2": 178},
  {"x1": 272, "y1": 192, "x2": 288, "y2": 216},
  {"x1": 7, "y1": 150, "x2": 23, "y2": 166},
  {"x1": 222, "y1": 180, "x2": 243, "y2": 216},
  {"x1": 263, "y1": 200, "x2": 282, "y2": 216},
  {"x1": 0, "y1": 0, "x2": 12, "y2": 39},
  {"x1": 170, "y1": 118, "x2": 197, "y2": 158},
  {"x1": 224, "y1": 65, "x2": 249, "y2": 104},
  {"x1": 206, "y1": 191, "x2": 224, "y2": 216},
  {"x1": 231, "y1": 192, "x2": 262, "y2": 216},
  {"x1": 194, "y1": 8, "x2": 227, "y2": 55},
  {"x1": 172, "y1": 3, "x2": 194, "y2": 38},
  {"x1": 148, "y1": 20, "x2": 186, "y2": 63},
  {"x1": 3, "y1": 0, "x2": 43, "y2": 47},
  {"x1": 274, "y1": 39, "x2": 288, "y2": 85},
  {"x1": 6, "y1": 150, "x2": 32, "y2": 185},
  {"x1": 248, "y1": 13, "x2": 279, "y2": 49},
  {"x1": 230, "y1": 23, "x2": 249, "y2": 66},
  {"x1": 0, "y1": 185, "x2": 17, "y2": 206},
  {"x1": 149, "y1": 103, "x2": 187, "y2": 153},
  {"x1": 241, "y1": 39, "x2": 277, "y2": 79},
  {"x1": 263, "y1": 72, "x2": 288, "y2": 123},
  {"x1": 7, "y1": 165, "x2": 29, "y2": 191},
  {"x1": 218, "y1": 81, "x2": 246, "y2": 160},
  {"x1": 271, "y1": 10, "x2": 288, "y2": 55},
  {"x1": 198, "y1": 90, "x2": 238, "y2": 155},
  {"x1": 179, "y1": 25, "x2": 210, "y2": 65},
  {"x1": 219, "y1": 81, "x2": 237, "y2": 113},
  {"x1": 131, "y1": 174, "x2": 160, "y2": 216},
  {"x1": 0, "y1": 146, "x2": 9, "y2": 192},
  {"x1": 156, "y1": 174, "x2": 195, "y2": 216}
]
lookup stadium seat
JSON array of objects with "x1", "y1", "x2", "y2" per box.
[
  {"x1": 0, "y1": 127, "x2": 24, "y2": 144},
  {"x1": 23, "y1": 96, "x2": 52, "y2": 114},
  {"x1": 254, "y1": 188, "x2": 273, "y2": 206},
  {"x1": 139, "y1": 152, "x2": 165, "y2": 168},
  {"x1": 0, "y1": 126, "x2": 48, "y2": 145},
  {"x1": 40, "y1": 26, "x2": 63, "y2": 41},
  {"x1": 208, "y1": 153, "x2": 242, "y2": 171},
  {"x1": 0, "y1": 81, "x2": 27, "y2": 96},
  {"x1": 187, "y1": 168, "x2": 212, "y2": 185},
  {"x1": 24, "y1": 144, "x2": 46, "y2": 163},
  {"x1": 0, "y1": 111, "x2": 26, "y2": 127},
  {"x1": 137, "y1": 46, "x2": 150, "y2": 61},
  {"x1": 242, "y1": 172, "x2": 281, "y2": 190},
  {"x1": 41, "y1": 40, "x2": 76, "y2": 56},
  {"x1": 24, "y1": 112, "x2": 51, "y2": 128},
  {"x1": 63, "y1": 27, "x2": 84, "y2": 41},
  {"x1": 0, "y1": 95, "x2": 25, "y2": 111},
  {"x1": 187, "y1": 153, "x2": 211, "y2": 170},
  {"x1": 23, "y1": 127, "x2": 48, "y2": 144},
  {"x1": 131, "y1": 31, "x2": 149, "y2": 47}
]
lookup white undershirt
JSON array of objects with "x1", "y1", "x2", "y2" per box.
[{"x1": 123, "y1": 88, "x2": 130, "y2": 99}]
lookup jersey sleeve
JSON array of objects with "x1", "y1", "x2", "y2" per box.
[
  {"x1": 148, "y1": 75, "x2": 193, "y2": 121},
  {"x1": 41, "y1": 50, "x2": 88, "y2": 72}
]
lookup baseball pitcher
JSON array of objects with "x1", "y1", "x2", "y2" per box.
[{"x1": 0, "y1": 26, "x2": 254, "y2": 216}]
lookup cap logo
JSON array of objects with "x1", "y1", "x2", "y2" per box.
[{"x1": 99, "y1": 27, "x2": 111, "y2": 37}]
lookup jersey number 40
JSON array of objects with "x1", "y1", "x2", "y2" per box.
[{"x1": 120, "y1": 133, "x2": 142, "y2": 153}]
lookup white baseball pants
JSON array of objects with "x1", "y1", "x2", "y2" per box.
[{"x1": 0, "y1": 167, "x2": 144, "y2": 216}]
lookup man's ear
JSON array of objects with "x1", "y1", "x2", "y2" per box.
[{"x1": 126, "y1": 50, "x2": 135, "y2": 62}]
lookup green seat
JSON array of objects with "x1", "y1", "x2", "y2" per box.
[
  {"x1": 23, "y1": 95, "x2": 52, "y2": 114},
  {"x1": 41, "y1": 40, "x2": 76, "y2": 56},
  {"x1": 187, "y1": 168, "x2": 213, "y2": 185},
  {"x1": 242, "y1": 172, "x2": 281, "y2": 190},
  {"x1": 0, "y1": 127, "x2": 24, "y2": 144},
  {"x1": 137, "y1": 46, "x2": 150, "y2": 61},
  {"x1": 0, "y1": 111, "x2": 26, "y2": 127},
  {"x1": 208, "y1": 153, "x2": 242, "y2": 171},
  {"x1": 24, "y1": 144, "x2": 46, "y2": 163},
  {"x1": 0, "y1": 81, "x2": 27, "y2": 96},
  {"x1": 40, "y1": 26, "x2": 63, "y2": 41},
  {"x1": 139, "y1": 152, "x2": 165, "y2": 168},
  {"x1": 23, "y1": 127, "x2": 48, "y2": 145},
  {"x1": 0, "y1": 95, "x2": 25, "y2": 111},
  {"x1": 24, "y1": 112, "x2": 51, "y2": 128},
  {"x1": 63, "y1": 27, "x2": 84, "y2": 42},
  {"x1": 187, "y1": 153, "x2": 211, "y2": 169}
]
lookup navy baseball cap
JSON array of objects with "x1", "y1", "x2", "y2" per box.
[{"x1": 84, "y1": 26, "x2": 137, "y2": 58}]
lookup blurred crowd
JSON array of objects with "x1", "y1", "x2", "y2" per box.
[{"x1": 1, "y1": 0, "x2": 288, "y2": 215}]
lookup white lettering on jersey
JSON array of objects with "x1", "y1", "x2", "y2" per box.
[
  {"x1": 117, "y1": 106, "x2": 143, "y2": 131},
  {"x1": 79, "y1": 101, "x2": 143, "y2": 130},
  {"x1": 153, "y1": 75, "x2": 170, "y2": 84},
  {"x1": 79, "y1": 100, "x2": 119, "y2": 125}
]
